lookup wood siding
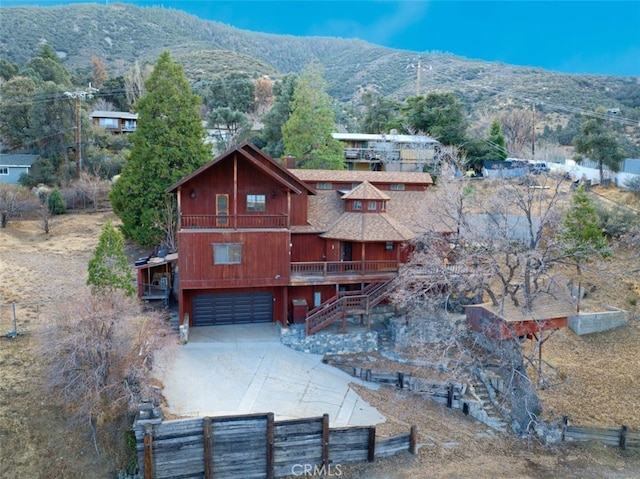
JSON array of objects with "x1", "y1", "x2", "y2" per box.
[
  {"x1": 466, "y1": 306, "x2": 568, "y2": 340},
  {"x1": 179, "y1": 230, "x2": 290, "y2": 289}
]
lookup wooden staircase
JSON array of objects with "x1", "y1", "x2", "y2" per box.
[{"x1": 305, "y1": 280, "x2": 393, "y2": 335}]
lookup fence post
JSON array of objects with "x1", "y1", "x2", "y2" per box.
[
  {"x1": 143, "y1": 424, "x2": 154, "y2": 479},
  {"x1": 398, "y1": 372, "x2": 404, "y2": 389},
  {"x1": 266, "y1": 413, "x2": 275, "y2": 479},
  {"x1": 620, "y1": 425, "x2": 628, "y2": 450},
  {"x1": 561, "y1": 415, "x2": 569, "y2": 441},
  {"x1": 203, "y1": 417, "x2": 213, "y2": 479},
  {"x1": 367, "y1": 426, "x2": 376, "y2": 462},
  {"x1": 322, "y1": 414, "x2": 330, "y2": 467},
  {"x1": 447, "y1": 384, "x2": 454, "y2": 408},
  {"x1": 409, "y1": 426, "x2": 418, "y2": 455}
]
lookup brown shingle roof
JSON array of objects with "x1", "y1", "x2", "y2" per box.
[
  {"x1": 289, "y1": 169, "x2": 433, "y2": 185},
  {"x1": 470, "y1": 280, "x2": 577, "y2": 323},
  {"x1": 320, "y1": 212, "x2": 417, "y2": 242},
  {"x1": 290, "y1": 189, "x2": 453, "y2": 235},
  {"x1": 341, "y1": 181, "x2": 390, "y2": 200}
]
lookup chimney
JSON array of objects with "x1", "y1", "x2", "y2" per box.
[{"x1": 284, "y1": 154, "x2": 296, "y2": 169}]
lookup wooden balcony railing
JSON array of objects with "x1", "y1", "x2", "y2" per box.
[
  {"x1": 181, "y1": 214, "x2": 288, "y2": 229},
  {"x1": 291, "y1": 260, "x2": 398, "y2": 277}
]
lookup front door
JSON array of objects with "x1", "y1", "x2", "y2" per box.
[{"x1": 341, "y1": 242, "x2": 353, "y2": 262}]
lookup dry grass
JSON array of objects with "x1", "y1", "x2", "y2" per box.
[{"x1": 1, "y1": 191, "x2": 639, "y2": 478}]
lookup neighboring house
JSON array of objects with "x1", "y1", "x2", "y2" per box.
[
  {"x1": 165, "y1": 142, "x2": 448, "y2": 334},
  {"x1": 0, "y1": 154, "x2": 38, "y2": 184},
  {"x1": 332, "y1": 132, "x2": 440, "y2": 173},
  {"x1": 90, "y1": 111, "x2": 138, "y2": 133}
]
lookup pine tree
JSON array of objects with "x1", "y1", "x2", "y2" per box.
[
  {"x1": 87, "y1": 220, "x2": 136, "y2": 297},
  {"x1": 47, "y1": 188, "x2": 66, "y2": 215},
  {"x1": 560, "y1": 186, "x2": 610, "y2": 273},
  {"x1": 110, "y1": 51, "x2": 211, "y2": 246},
  {"x1": 282, "y1": 60, "x2": 344, "y2": 169},
  {"x1": 488, "y1": 119, "x2": 508, "y2": 160}
]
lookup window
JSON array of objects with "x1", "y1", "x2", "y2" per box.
[
  {"x1": 386, "y1": 242, "x2": 394, "y2": 251},
  {"x1": 216, "y1": 194, "x2": 229, "y2": 225},
  {"x1": 124, "y1": 120, "x2": 137, "y2": 131},
  {"x1": 246, "y1": 194, "x2": 266, "y2": 212},
  {"x1": 213, "y1": 243, "x2": 242, "y2": 264},
  {"x1": 368, "y1": 201, "x2": 377, "y2": 211},
  {"x1": 0, "y1": 167, "x2": 8, "y2": 175},
  {"x1": 390, "y1": 184, "x2": 405, "y2": 191},
  {"x1": 99, "y1": 118, "x2": 119, "y2": 128},
  {"x1": 316, "y1": 182, "x2": 332, "y2": 190},
  {"x1": 353, "y1": 200, "x2": 362, "y2": 210}
]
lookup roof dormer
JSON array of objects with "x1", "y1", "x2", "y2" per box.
[{"x1": 341, "y1": 181, "x2": 389, "y2": 213}]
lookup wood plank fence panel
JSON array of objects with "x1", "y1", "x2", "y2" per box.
[
  {"x1": 211, "y1": 415, "x2": 270, "y2": 479},
  {"x1": 273, "y1": 417, "x2": 324, "y2": 478},
  {"x1": 376, "y1": 434, "x2": 411, "y2": 458},
  {"x1": 328, "y1": 427, "x2": 371, "y2": 464},
  {"x1": 563, "y1": 425, "x2": 639, "y2": 450},
  {"x1": 134, "y1": 412, "x2": 417, "y2": 479}
]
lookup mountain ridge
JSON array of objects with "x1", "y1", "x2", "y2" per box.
[{"x1": 1, "y1": 3, "x2": 639, "y2": 118}]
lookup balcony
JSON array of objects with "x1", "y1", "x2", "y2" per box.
[
  {"x1": 291, "y1": 260, "x2": 398, "y2": 278},
  {"x1": 180, "y1": 214, "x2": 288, "y2": 229}
]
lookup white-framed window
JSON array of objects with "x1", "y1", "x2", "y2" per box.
[
  {"x1": 390, "y1": 183, "x2": 405, "y2": 191},
  {"x1": 246, "y1": 194, "x2": 266, "y2": 212},
  {"x1": 353, "y1": 200, "x2": 362, "y2": 210},
  {"x1": 0, "y1": 167, "x2": 8, "y2": 175},
  {"x1": 99, "y1": 118, "x2": 119, "y2": 128},
  {"x1": 368, "y1": 201, "x2": 377, "y2": 211},
  {"x1": 213, "y1": 243, "x2": 242, "y2": 264},
  {"x1": 316, "y1": 182, "x2": 332, "y2": 190}
]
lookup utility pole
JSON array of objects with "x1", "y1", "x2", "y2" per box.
[
  {"x1": 406, "y1": 57, "x2": 431, "y2": 96},
  {"x1": 531, "y1": 102, "x2": 536, "y2": 161},
  {"x1": 64, "y1": 85, "x2": 98, "y2": 178}
]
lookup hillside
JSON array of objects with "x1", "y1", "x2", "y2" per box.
[{"x1": 2, "y1": 2, "x2": 639, "y2": 117}]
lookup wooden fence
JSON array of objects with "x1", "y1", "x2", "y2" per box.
[
  {"x1": 335, "y1": 366, "x2": 465, "y2": 409},
  {"x1": 562, "y1": 417, "x2": 639, "y2": 450},
  {"x1": 134, "y1": 412, "x2": 417, "y2": 479}
]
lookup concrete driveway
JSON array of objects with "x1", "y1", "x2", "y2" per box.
[{"x1": 152, "y1": 323, "x2": 385, "y2": 427}]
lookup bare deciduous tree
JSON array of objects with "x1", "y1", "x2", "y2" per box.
[
  {"x1": 498, "y1": 109, "x2": 534, "y2": 158},
  {"x1": 74, "y1": 172, "x2": 111, "y2": 212},
  {"x1": 390, "y1": 173, "x2": 578, "y2": 433},
  {"x1": 124, "y1": 60, "x2": 150, "y2": 109},
  {"x1": 153, "y1": 195, "x2": 178, "y2": 252},
  {"x1": 0, "y1": 184, "x2": 34, "y2": 228},
  {"x1": 40, "y1": 290, "x2": 172, "y2": 458}
]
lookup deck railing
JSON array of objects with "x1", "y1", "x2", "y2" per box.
[
  {"x1": 305, "y1": 279, "x2": 394, "y2": 335},
  {"x1": 180, "y1": 214, "x2": 288, "y2": 229},
  {"x1": 291, "y1": 260, "x2": 398, "y2": 277}
]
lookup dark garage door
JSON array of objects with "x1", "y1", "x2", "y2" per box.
[{"x1": 192, "y1": 292, "x2": 273, "y2": 326}]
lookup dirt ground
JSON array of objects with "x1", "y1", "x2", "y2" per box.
[{"x1": 1, "y1": 192, "x2": 639, "y2": 478}]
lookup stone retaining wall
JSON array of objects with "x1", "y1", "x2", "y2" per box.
[{"x1": 279, "y1": 324, "x2": 379, "y2": 355}]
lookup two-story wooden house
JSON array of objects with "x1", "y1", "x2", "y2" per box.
[
  {"x1": 90, "y1": 111, "x2": 138, "y2": 134},
  {"x1": 167, "y1": 142, "x2": 447, "y2": 334}
]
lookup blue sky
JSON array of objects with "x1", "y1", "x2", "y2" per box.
[{"x1": 3, "y1": 1, "x2": 640, "y2": 76}]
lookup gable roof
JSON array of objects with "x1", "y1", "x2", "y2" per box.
[
  {"x1": 341, "y1": 181, "x2": 390, "y2": 201},
  {"x1": 0, "y1": 154, "x2": 39, "y2": 167},
  {"x1": 289, "y1": 169, "x2": 433, "y2": 186},
  {"x1": 167, "y1": 142, "x2": 314, "y2": 196}
]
